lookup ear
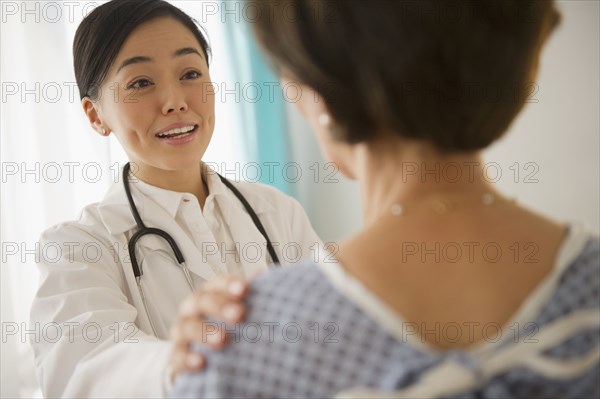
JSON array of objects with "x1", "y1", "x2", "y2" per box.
[
  {"x1": 302, "y1": 87, "x2": 331, "y2": 126},
  {"x1": 82, "y1": 97, "x2": 110, "y2": 136}
]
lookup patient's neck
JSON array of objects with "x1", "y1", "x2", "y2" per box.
[{"x1": 354, "y1": 140, "x2": 499, "y2": 226}]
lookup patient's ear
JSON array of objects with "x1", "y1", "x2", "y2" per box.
[
  {"x1": 82, "y1": 97, "x2": 109, "y2": 136},
  {"x1": 280, "y1": 77, "x2": 357, "y2": 180}
]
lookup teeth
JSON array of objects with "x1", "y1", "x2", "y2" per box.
[{"x1": 157, "y1": 125, "x2": 195, "y2": 137}]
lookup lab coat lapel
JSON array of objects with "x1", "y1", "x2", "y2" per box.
[
  {"x1": 135, "y1": 202, "x2": 223, "y2": 281},
  {"x1": 219, "y1": 183, "x2": 277, "y2": 277},
  {"x1": 97, "y1": 181, "x2": 221, "y2": 282}
]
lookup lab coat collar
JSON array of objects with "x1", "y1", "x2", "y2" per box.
[
  {"x1": 202, "y1": 163, "x2": 233, "y2": 223},
  {"x1": 202, "y1": 162, "x2": 278, "y2": 226},
  {"x1": 133, "y1": 178, "x2": 185, "y2": 219},
  {"x1": 97, "y1": 162, "x2": 276, "y2": 236}
]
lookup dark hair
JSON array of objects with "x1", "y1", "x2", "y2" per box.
[
  {"x1": 73, "y1": 0, "x2": 211, "y2": 100},
  {"x1": 251, "y1": 0, "x2": 561, "y2": 152}
]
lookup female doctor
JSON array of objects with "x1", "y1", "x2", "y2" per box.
[{"x1": 29, "y1": 0, "x2": 321, "y2": 397}]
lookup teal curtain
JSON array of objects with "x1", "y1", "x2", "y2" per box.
[{"x1": 223, "y1": 8, "x2": 291, "y2": 194}]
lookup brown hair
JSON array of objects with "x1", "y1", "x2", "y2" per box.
[{"x1": 251, "y1": 0, "x2": 561, "y2": 152}]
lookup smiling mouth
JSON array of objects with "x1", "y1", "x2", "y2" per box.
[{"x1": 155, "y1": 124, "x2": 198, "y2": 139}]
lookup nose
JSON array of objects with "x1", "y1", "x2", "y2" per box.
[{"x1": 161, "y1": 85, "x2": 189, "y2": 115}]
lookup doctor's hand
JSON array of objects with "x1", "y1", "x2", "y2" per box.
[{"x1": 169, "y1": 274, "x2": 248, "y2": 382}]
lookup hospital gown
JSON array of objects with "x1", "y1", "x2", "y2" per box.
[{"x1": 171, "y1": 225, "x2": 600, "y2": 398}]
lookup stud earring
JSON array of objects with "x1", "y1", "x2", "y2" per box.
[
  {"x1": 317, "y1": 112, "x2": 344, "y2": 138},
  {"x1": 317, "y1": 113, "x2": 331, "y2": 127}
]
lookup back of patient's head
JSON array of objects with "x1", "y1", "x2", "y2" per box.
[{"x1": 252, "y1": 0, "x2": 561, "y2": 152}]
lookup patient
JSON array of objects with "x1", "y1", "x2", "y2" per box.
[{"x1": 172, "y1": 1, "x2": 599, "y2": 397}]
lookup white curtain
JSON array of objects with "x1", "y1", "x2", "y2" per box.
[{"x1": 1, "y1": 1, "x2": 248, "y2": 396}]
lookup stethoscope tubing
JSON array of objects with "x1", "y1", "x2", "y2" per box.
[{"x1": 122, "y1": 162, "x2": 280, "y2": 336}]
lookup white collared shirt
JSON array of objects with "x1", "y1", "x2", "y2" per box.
[{"x1": 133, "y1": 166, "x2": 256, "y2": 277}]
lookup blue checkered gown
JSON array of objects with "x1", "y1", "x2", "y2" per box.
[{"x1": 171, "y1": 237, "x2": 599, "y2": 398}]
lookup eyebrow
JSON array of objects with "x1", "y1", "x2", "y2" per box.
[{"x1": 117, "y1": 47, "x2": 204, "y2": 73}]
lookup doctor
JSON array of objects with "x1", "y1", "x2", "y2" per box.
[{"x1": 29, "y1": 0, "x2": 321, "y2": 397}]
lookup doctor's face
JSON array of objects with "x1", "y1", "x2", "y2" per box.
[{"x1": 86, "y1": 17, "x2": 215, "y2": 173}]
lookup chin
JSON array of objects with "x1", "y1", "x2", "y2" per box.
[
  {"x1": 324, "y1": 155, "x2": 355, "y2": 180},
  {"x1": 338, "y1": 164, "x2": 356, "y2": 180}
]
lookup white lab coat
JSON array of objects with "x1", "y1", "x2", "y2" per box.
[{"x1": 30, "y1": 169, "x2": 322, "y2": 398}]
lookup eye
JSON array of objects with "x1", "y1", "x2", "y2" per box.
[
  {"x1": 127, "y1": 79, "x2": 153, "y2": 90},
  {"x1": 182, "y1": 70, "x2": 201, "y2": 80}
]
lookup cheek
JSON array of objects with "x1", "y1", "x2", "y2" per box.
[
  {"x1": 100, "y1": 90, "x2": 146, "y2": 129},
  {"x1": 190, "y1": 89, "x2": 215, "y2": 117},
  {"x1": 116, "y1": 105, "x2": 148, "y2": 135}
]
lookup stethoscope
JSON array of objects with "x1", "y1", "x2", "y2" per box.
[{"x1": 122, "y1": 162, "x2": 280, "y2": 336}]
